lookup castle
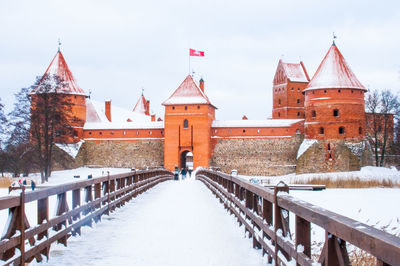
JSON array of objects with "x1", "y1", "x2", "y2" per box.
[{"x1": 30, "y1": 42, "x2": 373, "y2": 175}]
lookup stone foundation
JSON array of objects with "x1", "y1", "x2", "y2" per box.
[
  {"x1": 75, "y1": 140, "x2": 164, "y2": 169},
  {"x1": 210, "y1": 136, "x2": 303, "y2": 176},
  {"x1": 296, "y1": 140, "x2": 373, "y2": 174}
]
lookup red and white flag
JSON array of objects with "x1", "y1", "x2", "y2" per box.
[{"x1": 189, "y1": 48, "x2": 205, "y2": 57}]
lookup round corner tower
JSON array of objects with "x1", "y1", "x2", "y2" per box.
[{"x1": 303, "y1": 43, "x2": 367, "y2": 141}]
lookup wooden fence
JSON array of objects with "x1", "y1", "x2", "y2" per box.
[
  {"x1": 196, "y1": 169, "x2": 400, "y2": 266},
  {"x1": 0, "y1": 169, "x2": 173, "y2": 265}
]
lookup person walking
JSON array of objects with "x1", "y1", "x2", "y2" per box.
[
  {"x1": 174, "y1": 167, "x2": 179, "y2": 181},
  {"x1": 181, "y1": 168, "x2": 187, "y2": 180},
  {"x1": 31, "y1": 180, "x2": 36, "y2": 191}
]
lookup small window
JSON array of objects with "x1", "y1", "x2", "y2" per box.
[
  {"x1": 351, "y1": 90, "x2": 354, "y2": 94},
  {"x1": 297, "y1": 112, "x2": 300, "y2": 117},
  {"x1": 89, "y1": 132, "x2": 92, "y2": 135},
  {"x1": 136, "y1": 131, "x2": 139, "y2": 135},
  {"x1": 228, "y1": 130, "x2": 231, "y2": 134},
  {"x1": 278, "y1": 99, "x2": 281, "y2": 105},
  {"x1": 324, "y1": 90, "x2": 327, "y2": 93},
  {"x1": 214, "y1": 129, "x2": 217, "y2": 133},
  {"x1": 99, "y1": 132, "x2": 102, "y2": 135},
  {"x1": 185, "y1": 106, "x2": 187, "y2": 110},
  {"x1": 149, "y1": 131, "x2": 152, "y2": 135},
  {"x1": 338, "y1": 89, "x2": 341, "y2": 93},
  {"x1": 257, "y1": 129, "x2": 260, "y2": 133},
  {"x1": 296, "y1": 129, "x2": 300, "y2": 134},
  {"x1": 297, "y1": 99, "x2": 300, "y2": 104},
  {"x1": 311, "y1": 110, "x2": 316, "y2": 118},
  {"x1": 291, "y1": 87, "x2": 294, "y2": 91},
  {"x1": 172, "y1": 106, "x2": 175, "y2": 110},
  {"x1": 339, "y1": 127, "x2": 345, "y2": 134},
  {"x1": 197, "y1": 105, "x2": 200, "y2": 109},
  {"x1": 73, "y1": 130, "x2": 78, "y2": 137},
  {"x1": 320, "y1": 127, "x2": 324, "y2": 135},
  {"x1": 161, "y1": 130, "x2": 164, "y2": 135},
  {"x1": 278, "y1": 112, "x2": 280, "y2": 117},
  {"x1": 184, "y1": 119, "x2": 189, "y2": 129},
  {"x1": 297, "y1": 88, "x2": 300, "y2": 91},
  {"x1": 333, "y1": 109, "x2": 339, "y2": 117},
  {"x1": 359, "y1": 127, "x2": 362, "y2": 135},
  {"x1": 111, "y1": 131, "x2": 114, "y2": 135},
  {"x1": 327, "y1": 143, "x2": 331, "y2": 150},
  {"x1": 243, "y1": 129, "x2": 246, "y2": 133},
  {"x1": 123, "y1": 131, "x2": 126, "y2": 135}
]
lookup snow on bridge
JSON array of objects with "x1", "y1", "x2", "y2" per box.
[{"x1": 33, "y1": 178, "x2": 266, "y2": 266}]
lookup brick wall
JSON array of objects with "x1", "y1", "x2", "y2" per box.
[
  {"x1": 75, "y1": 140, "x2": 164, "y2": 168},
  {"x1": 296, "y1": 140, "x2": 373, "y2": 174},
  {"x1": 210, "y1": 136, "x2": 303, "y2": 176}
]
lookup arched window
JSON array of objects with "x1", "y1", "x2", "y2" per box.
[
  {"x1": 311, "y1": 110, "x2": 316, "y2": 118},
  {"x1": 333, "y1": 109, "x2": 339, "y2": 117},
  {"x1": 327, "y1": 143, "x2": 331, "y2": 151},
  {"x1": 185, "y1": 106, "x2": 188, "y2": 110},
  {"x1": 339, "y1": 127, "x2": 345, "y2": 134},
  {"x1": 297, "y1": 99, "x2": 300, "y2": 104},
  {"x1": 359, "y1": 127, "x2": 362, "y2": 135},
  {"x1": 278, "y1": 99, "x2": 281, "y2": 105},
  {"x1": 319, "y1": 127, "x2": 324, "y2": 135},
  {"x1": 183, "y1": 119, "x2": 189, "y2": 129},
  {"x1": 297, "y1": 112, "x2": 301, "y2": 117}
]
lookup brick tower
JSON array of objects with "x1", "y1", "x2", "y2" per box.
[
  {"x1": 272, "y1": 60, "x2": 310, "y2": 119},
  {"x1": 29, "y1": 50, "x2": 88, "y2": 143},
  {"x1": 296, "y1": 42, "x2": 372, "y2": 173},
  {"x1": 162, "y1": 75, "x2": 216, "y2": 171}
]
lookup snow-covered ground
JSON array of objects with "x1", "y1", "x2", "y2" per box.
[
  {"x1": 31, "y1": 178, "x2": 267, "y2": 266},
  {"x1": 240, "y1": 166, "x2": 400, "y2": 185}
]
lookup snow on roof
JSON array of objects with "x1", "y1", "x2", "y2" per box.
[
  {"x1": 162, "y1": 75, "x2": 213, "y2": 106},
  {"x1": 133, "y1": 94, "x2": 148, "y2": 114},
  {"x1": 84, "y1": 121, "x2": 164, "y2": 130},
  {"x1": 29, "y1": 51, "x2": 87, "y2": 96},
  {"x1": 304, "y1": 44, "x2": 366, "y2": 91},
  {"x1": 86, "y1": 99, "x2": 102, "y2": 123},
  {"x1": 281, "y1": 62, "x2": 309, "y2": 83},
  {"x1": 212, "y1": 119, "x2": 303, "y2": 128},
  {"x1": 89, "y1": 99, "x2": 152, "y2": 124}
]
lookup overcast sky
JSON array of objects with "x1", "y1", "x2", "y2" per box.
[{"x1": 1, "y1": 0, "x2": 399, "y2": 120}]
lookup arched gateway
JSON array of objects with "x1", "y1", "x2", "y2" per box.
[{"x1": 162, "y1": 76, "x2": 216, "y2": 171}]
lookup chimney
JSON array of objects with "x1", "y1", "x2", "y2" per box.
[
  {"x1": 151, "y1": 114, "x2": 156, "y2": 122},
  {"x1": 105, "y1": 100, "x2": 112, "y2": 122},
  {"x1": 199, "y1": 78, "x2": 204, "y2": 92},
  {"x1": 146, "y1": 100, "x2": 150, "y2": 115}
]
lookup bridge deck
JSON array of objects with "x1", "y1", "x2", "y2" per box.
[{"x1": 32, "y1": 178, "x2": 266, "y2": 265}]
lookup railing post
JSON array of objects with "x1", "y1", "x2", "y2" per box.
[
  {"x1": 19, "y1": 187, "x2": 25, "y2": 265},
  {"x1": 38, "y1": 196, "x2": 49, "y2": 258},
  {"x1": 274, "y1": 183, "x2": 290, "y2": 264},
  {"x1": 295, "y1": 215, "x2": 311, "y2": 265},
  {"x1": 72, "y1": 188, "x2": 81, "y2": 235},
  {"x1": 263, "y1": 198, "x2": 273, "y2": 263}
]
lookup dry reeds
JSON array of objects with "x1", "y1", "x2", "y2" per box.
[
  {"x1": 0, "y1": 177, "x2": 13, "y2": 188},
  {"x1": 292, "y1": 177, "x2": 399, "y2": 188}
]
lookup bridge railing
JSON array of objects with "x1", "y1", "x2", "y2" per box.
[
  {"x1": 0, "y1": 168, "x2": 173, "y2": 265},
  {"x1": 196, "y1": 169, "x2": 400, "y2": 266}
]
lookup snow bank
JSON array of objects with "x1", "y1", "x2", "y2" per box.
[
  {"x1": 296, "y1": 139, "x2": 317, "y2": 159},
  {"x1": 55, "y1": 140, "x2": 84, "y2": 159}
]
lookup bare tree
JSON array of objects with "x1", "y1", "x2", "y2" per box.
[
  {"x1": 30, "y1": 74, "x2": 74, "y2": 182},
  {"x1": 365, "y1": 89, "x2": 399, "y2": 166},
  {"x1": 0, "y1": 98, "x2": 7, "y2": 176}
]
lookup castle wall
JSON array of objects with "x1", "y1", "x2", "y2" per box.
[
  {"x1": 210, "y1": 136, "x2": 303, "y2": 176},
  {"x1": 296, "y1": 140, "x2": 373, "y2": 174},
  {"x1": 75, "y1": 140, "x2": 164, "y2": 168}
]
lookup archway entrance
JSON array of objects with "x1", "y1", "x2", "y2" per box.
[{"x1": 180, "y1": 151, "x2": 193, "y2": 170}]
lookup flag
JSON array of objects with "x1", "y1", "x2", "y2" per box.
[{"x1": 190, "y1": 48, "x2": 205, "y2": 57}]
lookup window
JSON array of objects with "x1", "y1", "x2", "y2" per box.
[
  {"x1": 73, "y1": 130, "x2": 78, "y2": 137},
  {"x1": 172, "y1": 106, "x2": 175, "y2": 110},
  {"x1": 339, "y1": 127, "x2": 345, "y2": 134},
  {"x1": 296, "y1": 129, "x2": 300, "y2": 134},
  {"x1": 311, "y1": 110, "x2": 316, "y2": 118},
  {"x1": 89, "y1": 132, "x2": 92, "y2": 135},
  {"x1": 338, "y1": 89, "x2": 341, "y2": 93},
  {"x1": 278, "y1": 112, "x2": 280, "y2": 117},
  {"x1": 228, "y1": 130, "x2": 231, "y2": 134},
  {"x1": 161, "y1": 130, "x2": 164, "y2": 135},
  {"x1": 123, "y1": 131, "x2": 126, "y2": 135},
  {"x1": 136, "y1": 131, "x2": 139, "y2": 135},
  {"x1": 99, "y1": 132, "x2": 102, "y2": 135},
  {"x1": 319, "y1": 127, "x2": 324, "y2": 135},
  {"x1": 111, "y1": 131, "x2": 114, "y2": 135},
  {"x1": 324, "y1": 90, "x2": 327, "y2": 93},
  {"x1": 257, "y1": 129, "x2": 260, "y2": 133},
  {"x1": 197, "y1": 105, "x2": 200, "y2": 109},
  {"x1": 184, "y1": 119, "x2": 189, "y2": 129},
  {"x1": 243, "y1": 129, "x2": 246, "y2": 133},
  {"x1": 291, "y1": 87, "x2": 294, "y2": 91},
  {"x1": 359, "y1": 127, "x2": 362, "y2": 135},
  {"x1": 297, "y1": 112, "x2": 300, "y2": 117},
  {"x1": 278, "y1": 99, "x2": 281, "y2": 105},
  {"x1": 297, "y1": 88, "x2": 300, "y2": 91},
  {"x1": 333, "y1": 109, "x2": 339, "y2": 117},
  {"x1": 297, "y1": 99, "x2": 300, "y2": 104},
  {"x1": 185, "y1": 106, "x2": 187, "y2": 110},
  {"x1": 351, "y1": 90, "x2": 354, "y2": 94},
  {"x1": 149, "y1": 131, "x2": 152, "y2": 135},
  {"x1": 214, "y1": 129, "x2": 217, "y2": 133}
]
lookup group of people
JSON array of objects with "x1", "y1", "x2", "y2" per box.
[
  {"x1": 17, "y1": 178, "x2": 36, "y2": 190},
  {"x1": 174, "y1": 167, "x2": 192, "y2": 180}
]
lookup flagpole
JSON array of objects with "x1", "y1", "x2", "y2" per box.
[{"x1": 188, "y1": 49, "x2": 191, "y2": 75}]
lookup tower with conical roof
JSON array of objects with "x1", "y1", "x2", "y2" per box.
[
  {"x1": 303, "y1": 43, "x2": 366, "y2": 140},
  {"x1": 162, "y1": 75, "x2": 216, "y2": 171},
  {"x1": 29, "y1": 49, "x2": 88, "y2": 143}
]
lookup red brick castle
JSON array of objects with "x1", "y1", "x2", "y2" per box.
[{"x1": 30, "y1": 42, "x2": 373, "y2": 175}]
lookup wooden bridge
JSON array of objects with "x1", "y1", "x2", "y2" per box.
[{"x1": 0, "y1": 168, "x2": 399, "y2": 265}]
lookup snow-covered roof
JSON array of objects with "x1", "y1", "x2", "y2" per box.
[
  {"x1": 304, "y1": 44, "x2": 366, "y2": 92},
  {"x1": 133, "y1": 94, "x2": 149, "y2": 115},
  {"x1": 84, "y1": 121, "x2": 164, "y2": 130},
  {"x1": 89, "y1": 99, "x2": 152, "y2": 124},
  {"x1": 86, "y1": 99, "x2": 102, "y2": 123},
  {"x1": 212, "y1": 119, "x2": 303, "y2": 128},
  {"x1": 29, "y1": 51, "x2": 87, "y2": 96},
  {"x1": 282, "y1": 61, "x2": 310, "y2": 83},
  {"x1": 162, "y1": 75, "x2": 214, "y2": 106}
]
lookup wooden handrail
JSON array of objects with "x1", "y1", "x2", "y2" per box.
[
  {"x1": 196, "y1": 169, "x2": 400, "y2": 266},
  {"x1": 0, "y1": 168, "x2": 173, "y2": 265}
]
